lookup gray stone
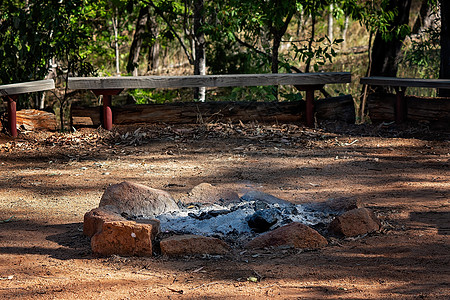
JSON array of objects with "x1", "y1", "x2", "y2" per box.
[{"x1": 99, "y1": 181, "x2": 179, "y2": 218}]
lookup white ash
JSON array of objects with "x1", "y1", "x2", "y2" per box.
[{"x1": 150, "y1": 200, "x2": 334, "y2": 237}]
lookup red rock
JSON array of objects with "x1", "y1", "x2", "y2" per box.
[
  {"x1": 91, "y1": 221, "x2": 157, "y2": 256},
  {"x1": 329, "y1": 208, "x2": 381, "y2": 237},
  {"x1": 99, "y1": 181, "x2": 179, "y2": 218},
  {"x1": 160, "y1": 234, "x2": 231, "y2": 257},
  {"x1": 83, "y1": 206, "x2": 125, "y2": 237},
  {"x1": 244, "y1": 222, "x2": 328, "y2": 249}
]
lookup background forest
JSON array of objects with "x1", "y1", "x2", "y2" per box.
[{"x1": 0, "y1": 0, "x2": 441, "y2": 127}]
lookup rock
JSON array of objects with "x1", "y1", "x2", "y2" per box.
[
  {"x1": 247, "y1": 209, "x2": 280, "y2": 233},
  {"x1": 91, "y1": 221, "x2": 157, "y2": 256},
  {"x1": 160, "y1": 234, "x2": 231, "y2": 257},
  {"x1": 304, "y1": 197, "x2": 362, "y2": 214},
  {"x1": 329, "y1": 208, "x2": 381, "y2": 237},
  {"x1": 182, "y1": 183, "x2": 240, "y2": 205},
  {"x1": 135, "y1": 218, "x2": 161, "y2": 238},
  {"x1": 83, "y1": 206, "x2": 126, "y2": 237},
  {"x1": 244, "y1": 222, "x2": 328, "y2": 249},
  {"x1": 241, "y1": 190, "x2": 293, "y2": 207},
  {"x1": 99, "y1": 181, "x2": 179, "y2": 218}
]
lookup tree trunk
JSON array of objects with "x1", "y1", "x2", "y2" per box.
[
  {"x1": 193, "y1": 0, "x2": 206, "y2": 102},
  {"x1": 127, "y1": 6, "x2": 149, "y2": 76},
  {"x1": 412, "y1": 0, "x2": 433, "y2": 35},
  {"x1": 328, "y1": 4, "x2": 334, "y2": 42},
  {"x1": 342, "y1": 15, "x2": 349, "y2": 47},
  {"x1": 439, "y1": 0, "x2": 450, "y2": 96},
  {"x1": 148, "y1": 15, "x2": 160, "y2": 71},
  {"x1": 370, "y1": 0, "x2": 412, "y2": 82},
  {"x1": 112, "y1": 10, "x2": 120, "y2": 76}
]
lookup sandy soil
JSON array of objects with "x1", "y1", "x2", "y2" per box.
[{"x1": 0, "y1": 122, "x2": 449, "y2": 299}]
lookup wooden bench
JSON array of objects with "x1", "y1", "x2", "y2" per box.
[
  {"x1": 68, "y1": 72, "x2": 351, "y2": 129},
  {"x1": 0, "y1": 79, "x2": 55, "y2": 137},
  {"x1": 360, "y1": 76, "x2": 450, "y2": 124}
]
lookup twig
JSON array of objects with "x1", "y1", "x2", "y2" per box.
[{"x1": 0, "y1": 216, "x2": 15, "y2": 223}]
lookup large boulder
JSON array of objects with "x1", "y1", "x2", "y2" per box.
[
  {"x1": 99, "y1": 181, "x2": 179, "y2": 218},
  {"x1": 91, "y1": 221, "x2": 158, "y2": 256},
  {"x1": 244, "y1": 222, "x2": 328, "y2": 249},
  {"x1": 329, "y1": 208, "x2": 381, "y2": 237},
  {"x1": 181, "y1": 183, "x2": 240, "y2": 205},
  {"x1": 83, "y1": 206, "x2": 126, "y2": 237},
  {"x1": 160, "y1": 234, "x2": 231, "y2": 257}
]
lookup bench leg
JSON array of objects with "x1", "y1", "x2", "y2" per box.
[
  {"x1": 305, "y1": 89, "x2": 315, "y2": 127},
  {"x1": 92, "y1": 89, "x2": 123, "y2": 130},
  {"x1": 395, "y1": 87, "x2": 407, "y2": 124},
  {"x1": 103, "y1": 95, "x2": 113, "y2": 131},
  {"x1": 5, "y1": 95, "x2": 18, "y2": 137}
]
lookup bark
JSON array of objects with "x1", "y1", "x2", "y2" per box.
[
  {"x1": 342, "y1": 15, "x2": 349, "y2": 47},
  {"x1": 112, "y1": 10, "x2": 120, "y2": 76},
  {"x1": 370, "y1": 0, "x2": 412, "y2": 81},
  {"x1": 367, "y1": 93, "x2": 450, "y2": 130},
  {"x1": 70, "y1": 95, "x2": 355, "y2": 127},
  {"x1": 127, "y1": 6, "x2": 150, "y2": 76},
  {"x1": 193, "y1": 0, "x2": 206, "y2": 102},
  {"x1": 412, "y1": 0, "x2": 433, "y2": 35},
  {"x1": 439, "y1": 0, "x2": 450, "y2": 96},
  {"x1": 328, "y1": 4, "x2": 334, "y2": 42},
  {"x1": 148, "y1": 16, "x2": 160, "y2": 71}
]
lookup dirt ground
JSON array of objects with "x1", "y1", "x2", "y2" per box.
[{"x1": 0, "y1": 121, "x2": 449, "y2": 299}]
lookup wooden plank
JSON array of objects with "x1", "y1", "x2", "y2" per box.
[
  {"x1": 71, "y1": 95, "x2": 355, "y2": 127},
  {"x1": 68, "y1": 72, "x2": 351, "y2": 90},
  {"x1": 0, "y1": 79, "x2": 55, "y2": 96},
  {"x1": 361, "y1": 76, "x2": 450, "y2": 89}
]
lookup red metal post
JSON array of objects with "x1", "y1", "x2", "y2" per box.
[
  {"x1": 395, "y1": 87, "x2": 407, "y2": 124},
  {"x1": 6, "y1": 95, "x2": 18, "y2": 137},
  {"x1": 305, "y1": 89, "x2": 315, "y2": 127},
  {"x1": 102, "y1": 94, "x2": 113, "y2": 131},
  {"x1": 92, "y1": 89, "x2": 122, "y2": 130}
]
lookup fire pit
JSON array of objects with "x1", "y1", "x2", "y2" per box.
[{"x1": 83, "y1": 181, "x2": 381, "y2": 257}]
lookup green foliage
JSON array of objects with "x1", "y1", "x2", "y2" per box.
[
  {"x1": 129, "y1": 88, "x2": 177, "y2": 104},
  {"x1": 401, "y1": 10, "x2": 440, "y2": 79}
]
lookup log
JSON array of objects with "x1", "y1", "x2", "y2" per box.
[
  {"x1": 15, "y1": 109, "x2": 57, "y2": 131},
  {"x1": 367, "y1": 93, "x2": 450, "y2": 129},
  {"x1": 70, "y1": 95, "x2": 355, "y2": 127}
]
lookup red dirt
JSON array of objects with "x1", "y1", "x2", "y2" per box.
[{"x1": 0, "y1": 122, "x2": 449, "y2": 299}]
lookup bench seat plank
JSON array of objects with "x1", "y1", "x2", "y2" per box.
[
  {"x1": 361, "y1": 76, "x2": 450, "y2": 89},
  {"x1": 68, "y1": 72, "x2": 351, "y2": 90},
  {"x1": 0, "y1": 79, "x2": 55, "y2": 95}
]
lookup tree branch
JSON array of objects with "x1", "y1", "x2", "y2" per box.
[
  {"x1": 142, "y1": 0, "x2": 193, "y2": 65},
  {"x1": 233, "y1": 34, "x2": 331, "y2": 98}
]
